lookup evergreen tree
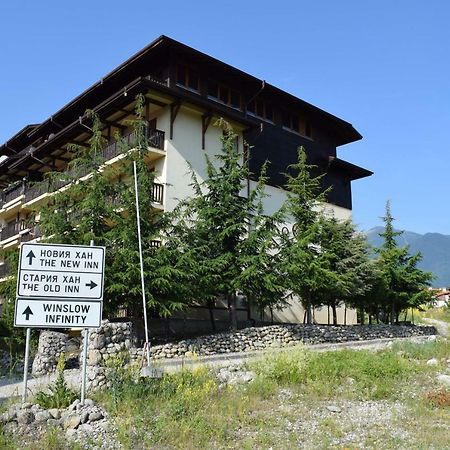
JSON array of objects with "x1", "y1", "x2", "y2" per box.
[
  {"x1": 279, "y1": 147, "x2": 334, "y2": 324},
  {"x1": 316, "y1": 217, "x2": 374, "y2": 324},
  {"x1": 106, "y1": 95, "x2": 192, "y2": 317},
  {"x1": 375, "y1": 201, "x2": 433, "y2": 323},
  {"x1": 173, "y1": 120, "x2": 284, "y2": 329},
  {"x1": 35, "y1": 95, "x2": 191, "y2": 317}
]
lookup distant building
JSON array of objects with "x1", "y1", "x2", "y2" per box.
[
  {"x1": 430, "y1": 288, "x2": 450, "y2": 308},
  {"x1": 0, "y1": 36, "x2": 371, "y2": 327}
]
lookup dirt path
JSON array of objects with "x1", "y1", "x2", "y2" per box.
[{"x1": 422, "y1": 317, "x2": 450, "y2": 337}]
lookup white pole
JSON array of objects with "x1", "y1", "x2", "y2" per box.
[
  {"x1": 80, "y1": 239, "x2": 94, "y2": 404},
  {"x1": 22, "y1": 327, "x2": 31, "y2": 403},
  {"x1": 80, "y1": 328, "x2": 89, "y2": 405},
  {"x1": 133, "y1": 160, "x2": 151, "y2": 367}
]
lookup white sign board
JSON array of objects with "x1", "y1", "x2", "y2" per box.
[
  {"x1": 14, "y1": 298, "x2": 102, "y2": 328},
  {"x1": 17, "y1": 243, "x2": 105, "y2": 300}
]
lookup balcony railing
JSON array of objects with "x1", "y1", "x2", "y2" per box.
[
  {"x1": 0, "y1": 220, "x2": 25, "y2": 241},
  {"x1": 20, "y1": 225, "x2": 42, "y2": 243},
  {"x1": 151, "y1": 183, "x2": 164, "y2": 204},
  {"x1": 102, "y1": 127, "x2": 165, "y2": 161},
  {"x1": 2, "y1": 126, "x2": 165, "y2": 207},
  {"x1": 0, "y1": 182, "x2": 26, "y2": 208},
  {"x1": 24, "y1": 180, "x2": 50, "y2": 203},
  {"x1": 0, "y1": 263, "x2": 11, "y2": 278}
]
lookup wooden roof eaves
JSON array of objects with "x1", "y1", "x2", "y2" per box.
[
  {"x1": 328, "y1": 156, "x2": 373, "y2": 180},
  {"x1": 1, "y1": 77, "x2": 150, "y2": 174}
]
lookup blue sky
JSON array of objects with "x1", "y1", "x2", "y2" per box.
[{"x1": 1, "y1": 1, "x2": 449, "y2": 234}]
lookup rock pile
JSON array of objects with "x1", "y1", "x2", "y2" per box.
[
  {"x1": 0, "y1": 399, "x2": 120, "y2": 449},
  {"x1": 130, "y1": 324, "x2": 437, "y2": 361},
  {"x1": 217, "y1": 364, "x2": 256, "y2": 387},
  {"x1": 32, "y1": 331, "x2": 67, "y2": 376}
]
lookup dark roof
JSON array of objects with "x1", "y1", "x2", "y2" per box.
[{"x1": 1, "y1": 35, "x2": 362, "y2": 157}]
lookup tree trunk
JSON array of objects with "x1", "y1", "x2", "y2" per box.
[
  {"x1": 306, "y1": 302, "x2": 313, "y2": 325},
  {"x1": 327, "y1": 306, "x2": 330, "y2": 325},
  {"x1": 344, "y1": 305, "x2": 347, "y2": 325},
  {"x1": 359, "y1": 308, "x2": 365, "y2": 325},
  {"x1": 228, "y1": 293, "x2": 238, "y2": 331},
  {"x1": 391, "y1": 302, "x2": 396, "y2": 325},
  {"x1": 270, "y1": 307, "x2": 274, "y2": 324},
  {"x1": 369, "y1": 314, "x2": 372, "y2": 325},
  {"x1": 208, "y1": 300, "x2": 216, "y2": 332},
  {"x1": 332, "y1": 301, "x2": 338, "y2": 325}
]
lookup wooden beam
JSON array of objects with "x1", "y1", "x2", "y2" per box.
[
  {"x1": 68, "y1": 141, "x2": 89, "y2": 148},
  {"x1": 202, "y1": 113, "x2": 212, "y2": 150},
  {"x1": 101, "y1": 119, "x2": 127, "y2": 130},
  {"x1": 170, "y1": 101, "x2": 181, "y2": 140}
]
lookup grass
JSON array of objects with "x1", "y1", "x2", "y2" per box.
[
  {"x1": 422, "y1": 306, "x2": 450, "y2": 323},
  {"x1": 1, "y1": 339, "x2": 449, "y2": 449}
]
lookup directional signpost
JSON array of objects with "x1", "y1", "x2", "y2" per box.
[
  {"x1": 15, "y1": 243, "x2": 105, "y2": 328},
  {"x1": 14, "y1": 242, "x2": 105, "y2": 404}
]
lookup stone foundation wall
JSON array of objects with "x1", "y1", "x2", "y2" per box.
[
  {"x1": 129, "y1": 324, "x2": 437, "y2": 361},
  {"x1": 32, "y1": 331, "x2": 67, "y2": 376}
]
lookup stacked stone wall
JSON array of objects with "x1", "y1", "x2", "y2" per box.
[
  {"x1": 32, "y1": 331, "x2": 67, "y2": 376},
  {"x1": 129, "y1": 324, "x2": 437, "y2": 361}
]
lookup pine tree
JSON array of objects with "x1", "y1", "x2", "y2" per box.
[
  {"x1": 34, "y1": 95, "x2": 191, "y2": 318},
  {"x1": 375, "y1": 201, "x2": 433, "y2": 323},
  {"x1": 106, "y1": 95, "x2": 192, "y2": 317},
  {"x1": 316, "y1": 217, "x2": 374, "y2": 324},
  {"x1": 173, "y1": 120, "x2": 284, "y2": 329},
  {"x1": 279, "y1": 147, "x2": 333, "y2": 324}
]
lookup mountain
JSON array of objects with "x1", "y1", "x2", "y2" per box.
[{"x1": 365, "y1": 227, "x2": 450, "y2": 288}]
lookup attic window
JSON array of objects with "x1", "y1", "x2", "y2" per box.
[
  {"x1": 282, "y1": 111, "x2": 313, "y2": 139},
  {"x1": 176, "y1": 65, "x2": 199, "y2": 92},
  {"x1": 208, "y1": 81, "x2": 241, "y2": 109},
  {"x1": 247, "y1": 100, "x2": 274, "y2": 122}
]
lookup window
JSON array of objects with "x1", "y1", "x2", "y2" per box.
[
  {"x1": 208, "y1": 81, "x2": 241, "y2": 109},
  {"x1": 247, "y1": 99, "x2": 274, "y2": 122},
  {"x1": 282, "y1": 111, "x2": 313, "y2": 138},
  {"x1": 176, "y1": 64, "x2": 199, "y2": 92}
]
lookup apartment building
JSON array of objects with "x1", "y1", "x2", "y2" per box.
[{"x1": 0, "y1": 36, "x2": 371, "y2": 326}]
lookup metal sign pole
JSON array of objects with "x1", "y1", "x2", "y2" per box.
[
  {"x1": 133, "y1": 160, "x2": 151, "y2": 367},
  {"x1": 80, "y1": 328, "x2": 89, "y2": 405},
  {"x1": 81, "y1": 238, "x2": 95, "y2": 405},
  {"x1": 22, "y1": 327, "x2": 31, "y2": 403}
]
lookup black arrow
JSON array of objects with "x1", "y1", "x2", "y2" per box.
[
  {"x1": 26, "y1": 250, "x2": 35, "y2": 265},
  {"x1": 85, "y1": 280, "x2": 97, "y2": 290},
  {"x1": 23, "y1": 306, "x2": 33, "y2": 320}
]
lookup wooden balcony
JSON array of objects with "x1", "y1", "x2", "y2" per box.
[
  {"x1": 20, "y1": 225, "x2": 42, "y2": 243},
  {"x1": 0, "y1": 182, "x2": 26, "y2": 209},
  {"x1": 0, "y1": 220, "x2": 24, "y2": 242},
  {"x1": 102, "y1": 127, "x2": 165, "y2": 161},
  {"x1": 2, "y1": 126, "x2": 166, "y2": 208},
  {"x1": 0, "y1": 262, "x2": 11, "y2": 278}
]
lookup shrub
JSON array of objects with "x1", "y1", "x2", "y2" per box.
[{"x1": 35, "y1": 353, "x2": 78, "y2": 409}]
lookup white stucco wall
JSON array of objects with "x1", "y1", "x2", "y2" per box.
[{"x1": 151, "y1": 105, "x2": 356, "y2": 325}]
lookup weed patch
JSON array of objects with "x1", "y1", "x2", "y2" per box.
[
  {"x1": 425, "y1": 389, "x2": 450, "y2": 408},
  {"x1": 250, "y1": 347, "x2": 414, "y2": 400},
  {"x1": 392, "y1": 339, "x2": 450, "y2": 361}
]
